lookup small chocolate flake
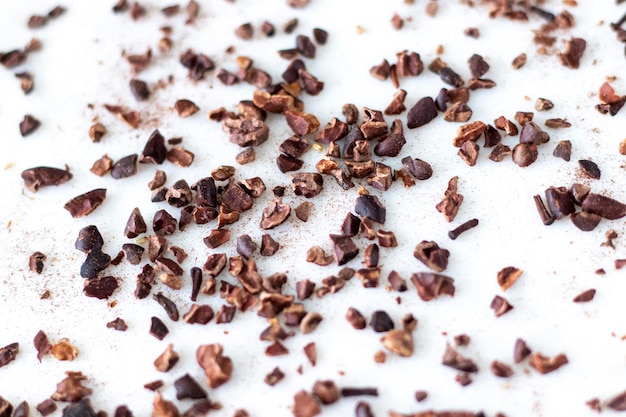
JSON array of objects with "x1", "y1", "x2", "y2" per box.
[
  {"x1": 442, "y1": 343, "x2": 478, "y2": 372},
  {"x1": 111, "y1": 154, "x2": 138, "y2": 179},
  {"x1": 513, "y1": 338, "x2": 532, "y2": 363},
  {"x1": 124, "y1": 207, "x2": 147, "y2": 238},
  {"x1": 571, "y1": 211, "x2": 601, "y2": 231},
  {"x1": 129, "y1": 79, "x2": 150, "y2": 101},
  {"x1": 265, "y1": 367, "x2": 285, "y2": 386},
  {"x1": 174, "y1": 374, "x2": 207, "y2": 400},
  {"x1": 167, "y1": 147, "x2": 195, "y2": 167},
  {"x1": 607, "y1": 391, "x2": 626, "y2": 411},
  {"x1": 411, "y1": 272, "x2": 455, "y2": 301},
  {"x1": 413, "y1": 241, "x2": 450, "y2": 272},
  {"x1": 150, "y1": 316, "x2": 169, "y2": 340},
  {"x1": 303, "y1": 342, "x2": 316, "y2": 366},
  {"x1": 497, "y1": 267, "x2": 523, "y2": 291},
  {"x1": 106, "y1": 317, "x2": 128, "y2": 331},
  {"x1": 292, "y1": 172, "x2": 324, "y2": 198},
  {"x1": 491, "y1": 295, "x2": 514, "y2": 317},
  {"x1": 346, "y1": 307, "x2": 366, "y2": 330},
  {"x1": 491, "y1": 360, "x2": 514, "y2": 378},
  {"x1": 578, "y1": 159, "x2": 601, "y2": 179},
  {"x1": 573, "y1": 288, "x2": 596, "y2": 302},
  {"x1": 88, "y1": 122, "x2": 106, "y2": 142},
  {"x1": 29, "y1": 251, "x2": 46, "y2": 274},
  {"x1": 80, "y1": 249, "x2": 111, "y2": 279},
  {"x1": 559, "y1": 37, "x2": 586, "y2": 69},
  {"x1": 84, "y1": 276, "x2": 118, "y2": 299},
  {"x1": 154, "y1": 344, "x2": 179, "y2": 373},
  {"x1": 292, "y1": 390, "x2": 320, "y2": 417},
  {"x1": 355, "y1": 402, "x2": 374, "y2": 417},
  {"x1": 19, "y1": 115, "x2": 41, "y2": 137},
  {"x1": 265, "y1": 340, "x2": 289, "y2": 356},
  {"x1": 529, "y1": 352, "x2": 568, "y2": 374},
  {"x1": 582, "y1": 193, "x2": 626, "y2": 220},
  {"x1": 545, "y1": 118, "x2": 571, "y2": 129},
  {"x1": 330, "y1": 235, "x2": 359, "y2": 265},
  {"x1": 454, "y1": 334, "x2": 470, "y2": 347},
  {"x1": 36, "y1": 399, "x2": 57, "y2": 416},
  {"x1": 296, "y1": 35, "x2": 316, "y2": 58},
  {"x1": 154, "y1": 292, "x2": 179, "y2": 321},
  {"x1": 300, "y1": 312, "x2": 323, "y2": 334},
  {"x1": 381, "y1": 329, "x2": 413, "y2": 357},
  {"x1": 34, "y1": 330, "x2": 51, "y2": 362},
  {"x1": 407, "y1": 97, "x2": 438, "y2": 129},
  {"x1": 370, "y1": 310, "x2": 394, "y2": 332},
  {"x1": 175, "y1": 99, "x2": 199, "y2": 118}
]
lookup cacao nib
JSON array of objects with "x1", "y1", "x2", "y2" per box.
[
  {"x1": 581, "y1": 193, "x2": 626, "y2": 220},
  {"x1": 19, "y1": 115, "x2": 41, "y2": 137},
  {"x1": 413, "y1": 240, "x2": 450, "y2": 272},
  {"x1": 442, "y1": 343, "x2": 478, "y2": 372},
  {"x1": 411, "y1": 272, "x2": 455, "y2": 301},
  {"x1": 22, "y1": 166, "x2": 72, "y2": 192},
  {"x1": 64, "y1": 189, "x2": 107, "y2": 218},
  {"x1": 529, "y1": 352, "x2": 568, "y2": 374},
  {"x1": 80, "y1": 249, "x2": 111, "y2": 279},
  {"x1": 83, "y1": 276, "x2": 118, "y2": 299},
  {"x1": 407, "y1": 97, "x2": 438, "y2": 129},
  {"x1": 150, "y1": 317, "x2": 169, "y2": 340},
  {"x1": 140, "y1": 130, "x2": 167, "y2": 164}
]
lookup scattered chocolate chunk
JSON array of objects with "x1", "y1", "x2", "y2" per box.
[
  {"x1": 573, "y1": 288, "x2": 596, "y2": 302},
  {"x1": 313, "y1": 27, "x2": 328, "y2": 45},
  {"x1": 21, "y1": 166, "x2": 73, "y2": 193},
  {"x1": 174, "y1": 374, "x2": 207, "y2": 400},
  {"x1": 129, "y1": 79, "x2": 150, "y2": 101},
  {"x1": 387, "y1": 270, "x2": 407, "y2": 292},
  {"x1": 0, "y1": 342, "x2": 19, "y2": 369},
  {"x1": 111, "y1": 154, "x2": 138, "y2": 179},
  {"x1": 154, "y1": 292, "x2": 179, "y2": 322},
  {"x1": 90, "y1": 154, "x2": 113, "y2": 176},
  {"x1": 370, "y1": 310, "x2": 394, "y2": 333},
  {"x1": 265, "y1": 367, "x2": 285, "y2": 386},
  {"x1": 33, "y1": 330, "x2": 51, "y2": 362},
  {"x1": 442, "y1": 343, "x2": 478, "y2": 372},
  {"x1": 265, "y1": 340, "x2": 289, "y2": 356},
  {"x1": 455, "y1": 372, "x2": 473, "y2": 386},
  {"x1": 36, "y1": 399, "x2": 57, "y2": 416},
  {"x1": 411, "y1": 272, "x2": 455, "y2": 301},
  {"x1": 512, "y1": 143, "x2": 538, "y2": 167},
  {"x1": 341, "y1": 387, "x2": 379, "y2": 397},
  {"x1": 436, "y1": 176, "x2": 463, "y2": 222},
  {"x1": 153, "y1": 209, "x2": 178, "y2": 236},
  {"x1": 607, "y1": 391, "x2": 626, "y2": 411},
  {"x1": 236, "y1": 147, "x2": 256, "y2": 165},
  {"x1": 197, "y1": 344, "x2": 232, "y2": 388},
  {"x1": 529, "y1": 352, "x2": 568, "y2": 374},
  {"x1": 381, "y1": 329, "x2": 414, "y2": 357},
  {"x1": 153, "y1": 344, "x2": 179, "y2": 373},
  {"x1": 80, "y1": 249, "x2": 111, "y2": 279},
  {"x1": 292, "y1": 390, "x2": 320, "y2": 417},
  {"x1": 545, "y1": 118, "x2": 571, "y2": 129},
  {"x1": 454, "y1": 334, "x2": 470, "y2": 347},
  {"x1": 346, "y1": 307, "x2": 366, "y2": 330},
  {"x1": 490, "y1": 295, "x2": 514, "y2": 317},
  {"x1": 167, "y1": 147, "x2": 195, "y2": 167},
  {"x1": 150, "y1": 317, "x2": 169, "y2": 340},
  {"x1": 491, "y1": 360, "x2": 514, "y2": 378},
  {"x1": 513, "y1": 338, "x2": 532, "y2": 363},
  {"x1": 106, "y1": 317, "x2": 128, "y2": 331},
  {"x1": 545, "y1": 186, "x2": 575, "y2": 219},
  {"x1": 535, "y1": 98, "x2": 554, "y2": 111},
  {"x1": 140, "y1": 130, "x2": 167, "y2": 165},
  {"x1": 582, "y1": 193, "x2": 626, "y2": 220},
  {"x1": 6, "y1": 402, "x2": 26, "y2": 417},
  {"x1": 329, "y1": 234, "x2": 359, "y2": 265},
  {"x1": 570, "y1": 183, "x2": 590, "y2": 205},
  {"x1": 578, "y1": 159, "x2": 601, "y2": 179},
  {"x1": 355, "y1": 195, "x2": 386, "y2": 224},
  {"x1": 300, "y1": 312, "x2": 323, "y2": 334},
  {"x1": 401, "y1": 156, "x2": 433, "y2": 180},
  {"x1": 407, "y1": 97, "x2": 438, "y2": 129},
  {"x1": 28, "y1": 251, "x2": 45, "y2": 274},
  {"x1": 519, "y1": 121, "x2": 549, "y2": 144},
  {"x1": 413, "y1": 241, "x2": 450, "y2": 272},
  {"x1": 216, "y1": 305, "x2": 236, "y2": 324},
  {"x1": 285, "y1": 111, "x2": 320, "y2": 136},
  {"x1": 292, "y1": 172, "x2": 324, "y2": 198},
  {"x1": 84, "y1": 276, "x2": 118, "y2": 299},
  {"x1": 571, "y1": 211, "x2": 601, "y2": 231},
  {"x1": 51, "y1": 371, "x2": 92, "y2": 402},
  {"x1": 75, "y1": 225, "x2": 104, "y2": 254},
  {"x1": 64, "y1": 188, "x2": 107, "y2": 218},
  {"x1": 616, "y1": 259, "x2": 626, "y2": 270},
  {"x1": 552, "y1": 140, "x2": 571, "y2": 161},
  {"x1": 497, "y1": 266, "x2": 523, "y2": 291},
  {"x1": 355, "y1": 402, "x2": 374, "y2": 417},
  {"x1": 124, "y1": 207, "x2": 147, "y2": 238},
  {"x1": 468, "y1": 54, "x2": 490, "y2": 78},
  {"x1": 175, "y1": 99, "x2": 199, "y2": 118},
  {"x1": 311, "y1": 380, "x2": 339, "y2": 405},
  {"x1": 19, "y1": 115, "x2": 41, "y2": 137},
  {"x1": 559, "y1": 37, "x2": 586, "y2": 69},
  {"x1": 303, "y1": 342, "x2": 317, "y2": 366}
]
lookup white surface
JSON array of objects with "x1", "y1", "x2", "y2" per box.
[{"x1": 1, "y1": 0, "x2": 626, "y2": 416}]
